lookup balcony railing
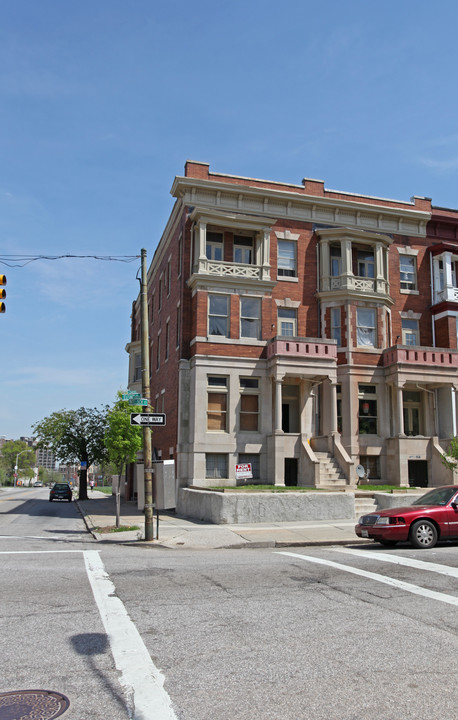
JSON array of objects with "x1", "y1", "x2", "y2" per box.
[
  {"x1": 383, "y1": 346, "x2": 458, "y2": 368},
  {"x1": 327, "y1": 275, "x2": 389, "y2": 295},
  {"x1": 196, "y1": 258, "x2": 264, "y2": 280},
  {"x1": 267, "y1": 337, "x2": 337, "y2": 360},
  {"x1": 433, "y1": 286, "x2": 458, "y2": 305}
]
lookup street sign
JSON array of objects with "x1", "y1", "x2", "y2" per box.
[
  {"x1": 130, "y1": 413, "x2": 166, "y2": 427},
  {"x1": 122, "y1": 391, "x2": 141, "y2": 400},
  {"x1": 128, "y1": 398, "x2": 148, "y2": 406}
]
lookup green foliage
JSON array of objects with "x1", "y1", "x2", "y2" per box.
[
  {"x1": 0, "y1": 440, "x2": 36, "y2": 484},
  {"x1": 105, "y1": 394, "x2": 143, "y2": 476},
  {"x1": 442, "y1": 436, "x2": 458, "y2": 471},
  {"x1": 32, "y1": 406, "x2": 109, "y2": 499}
]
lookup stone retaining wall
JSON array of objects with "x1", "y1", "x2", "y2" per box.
[{"x1": 176, "y1": 488, "x2": 355, "y2": 524}]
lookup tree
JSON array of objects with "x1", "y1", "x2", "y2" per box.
[
  {"x1": 105, "y1": 394, "x2": 143, "y2": 527},
  {"x1": 442, "y1": 436, "x2": 458, "y2": 473},
  {"x1": 0, "y1": 440, "x2": 36, "y2": 485},
  {"x1": 32, "y1": 407, "x2": 109, "y2": 500}
]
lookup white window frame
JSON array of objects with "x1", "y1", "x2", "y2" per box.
[
  {"x1": 402, "y1": 318, "x2": 419, "y2": 346},
  {"x1": 356, "y1": 307, "x2": 376, "y2": 348},
  {"x1": 208, "y1": 294, "x2": 229, "y2": 337},
  {"x1": 240, "y1": 297, "x2": 261, "y2": 339},
  {"x1": 277, "y1": 239, "x2": 297, "y2": 278},
  {"x1": 400, "y1": 255, "x2": 417, "y2": 291},
  {"x1": 330, "y1": 307, "x2": 341, "y2": 346},
  {"x1": 278, "y1": 307, "x2": 297, "y2": 337},
  {"x1": 206, "y1": 231, "x2": 224, "y2": 261}
]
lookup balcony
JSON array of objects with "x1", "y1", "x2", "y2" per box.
[
  {"x1": 330, "y1": 274, "x2": 389, "y2": 295},
  {"x1": 383, "y1": 345, "x2": 458, "y2": 369},
  {"x1": 198, "y1": 258, "x2": 264, "y2": 280}
]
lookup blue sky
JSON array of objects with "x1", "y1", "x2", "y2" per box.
[{"x1": 2, "y1": 0, "x2": 458, "y2": 438}]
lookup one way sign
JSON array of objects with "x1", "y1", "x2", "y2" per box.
[{"x1": 130, "y1": 413, "x2": 166, "y2": 427}]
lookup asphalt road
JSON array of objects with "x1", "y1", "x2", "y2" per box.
[{"x1": 2, "y1": 486, "x2": 458, "y2": 720}]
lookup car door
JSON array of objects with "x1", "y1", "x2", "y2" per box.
[{"x1": 439, "y1": 493, "x2": 458, "y2": 538}]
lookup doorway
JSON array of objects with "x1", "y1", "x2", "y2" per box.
[
  {"x1": 408, "y1": 460, "x2": 428, "y2": 487},
  {"x1": 284, "y1": 458, "x2": 298, "y2": 486}
]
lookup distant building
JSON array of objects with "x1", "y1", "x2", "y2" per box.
[
  {"x1": 36, "y1": 447, "x2": 55, "y2": 470},
  {"x1": 126, "y1": 161, "x2": 458, "y2": 495}
]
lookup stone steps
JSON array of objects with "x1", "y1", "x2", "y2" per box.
[{"x1": 314, "y1": 451, "x2": 348, "y2": 488}]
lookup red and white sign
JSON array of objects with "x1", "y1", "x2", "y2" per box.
[{"x1": 235, "y1": 463, "x2": 252, "y2": 480}]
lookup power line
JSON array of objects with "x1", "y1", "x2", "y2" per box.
[{"x1": 0, "y1": 254, "x2": 141, "y2": 268}]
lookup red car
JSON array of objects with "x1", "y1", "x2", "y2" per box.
[{"x1": 355, "y1": 485, "x2": 458, "y2": 549}]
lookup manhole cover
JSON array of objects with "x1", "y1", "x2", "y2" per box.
[{"x1": 0, "y1": 690, "x2": 70, "y2": 720}]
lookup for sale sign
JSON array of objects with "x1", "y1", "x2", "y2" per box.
[{"x1": 235, "y1": 463, "x2": 252, "y2": 480}]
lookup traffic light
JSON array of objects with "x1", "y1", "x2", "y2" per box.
[{"x1": 0, "y1": 275, "x2": 5, "y2": 314}]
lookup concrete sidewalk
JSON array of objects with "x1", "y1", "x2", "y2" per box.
[{"x1": 76, "y1": 492, "x2": 365, "y2": 549}]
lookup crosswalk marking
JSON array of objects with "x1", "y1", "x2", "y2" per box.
[
  {"x1": 276, "y1": 550, "x2": 458, "y2": 606},
  {"x1": 334, "y1": 547, "x2": 458, "y2": 578}
]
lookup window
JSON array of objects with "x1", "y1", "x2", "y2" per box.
[
  {"x1": 330, "y1": 246, "x2": 341, "y2": 276},
  {"x1": 176, "y1": 303, "x2": 181, "y2": 348},
  {"x1": 238, "y1": 453, "x2": 260, "y2": 479},
  {"x1": 277, "y1": 240, "x2": 297, "y2": 277},
  {"x1": 156, "y1": 334, "x2": 161, "y2": 370},
  {"x1": 278, "y1": 307, "x2": 297, "y2": 337},
  {"x1": 133, "y1": 354, "x2": 142, "y2": 382},
  {"x1": 234, "y1": 236, "x2": 253, "y2": 264},
  {"x1": 402, "y1": 318, "x2": 419, "y2": 346},
  {"x1": 207, "y1": 376, "x2": 228, "y2": 431},
  {"x1": 178, "y1": 235, "x2": 183, "y2": 278},
  {"x1": 336, "y1": 384, "x2": 342, "y2": 433},
  {"x1": 205, "y1": 453, "x2": 228, "y2": 479},
  {"x1": 330, "y1": 307, "x2": 341, "y2": 345},
  {"x1": 400, "y1": 255, "x2": 417, "y2": 291},
  {"x1": 439, "y1": 259, "x2": 458, "y2": 289},
  {"x1": 240, "y1": 378, "x2": 259, "y2": 431},
  {"x1": 357, "y1": 250, "x2": 375, "y2": 278},
  {"x1": 165, "y1": 321, "x2": 169, "y2": 361},
  {"x1": 240, "y1": 297, "x2": 261, "y2": 339},
  {"x1": 206, "y1": 231, "x2": 223, "y2": 261},
  {"x1": 356, "y1": 308, "x2": 376, "y2": 347},
  {"x1": 358, "y1": 384, "x2": 377, "y2": 435},
  {"x1": 403, "y1": 390, "x2": 422, "y2": 436},
  {"x1": 158, "y1": 275, "x2": 163, "y2": 310},
  {"x1": 208, "y1": 294, "x2": 229, "y2": 337},
  {"x1": 359, "y1": 455, "x2": 381, "y2": 480},
  {"x1": 167, "y1": 259, "x2": 171, "y2": 296}
]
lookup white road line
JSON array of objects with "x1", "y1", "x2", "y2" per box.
[
  {"x1": 84, "y1": 550, "x2": 177, "y2": 720},
  {"x1": 0, "y1": 535, "x2": 63, "y2": 540},
  {"x1": 334, "y1": 547, "x2": 458, "y2": 578},
  {"x1": 276, "y1": 551, "x2": 458, "y2": 606},
  {"x1": 0, "y1": 550, "x2": 84, "y2": 554}
]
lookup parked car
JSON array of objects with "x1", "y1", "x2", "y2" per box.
[
  {"x1": 49, "y1": 482, "x2": 73, "y2": 502},
  {"x1": 33, "y1": 481, "x2": 43, "y2": 487},
  {"x1": 355, "y1": 485, "x2": 458, "y2": 549}
]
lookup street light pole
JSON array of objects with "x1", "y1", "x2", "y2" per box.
[
  {"x1": 140, "y1": 248, "x2": 154, "y2": 541},
  {"x1": 14, "y1": 449, "x2": 29, "y2": 487}
]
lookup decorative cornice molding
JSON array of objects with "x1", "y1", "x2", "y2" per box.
[{"x1": 171, "y1": 176, "x2": 430, "y2": 238}]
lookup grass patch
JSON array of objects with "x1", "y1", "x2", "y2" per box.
[
  {"x1": 94, "y1": 486, "x2": 112, "y2": 494},
  {"x1": 357, "y1": 484, "x2": 410, "y2": 493},
  {"x1": 94, "y1": 524, "x2": 140, "y2": 534},
  {"x1": 207, "y1": 485, "x2": 329, "y2": 493}
]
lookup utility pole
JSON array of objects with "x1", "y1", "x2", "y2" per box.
[{"x1": 140, "y1": 248, "x2": 154, "y2": 541}]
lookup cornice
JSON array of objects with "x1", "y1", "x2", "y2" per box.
[{"x1": 171, "y1": 176, "x2": 429, "y2": 238}]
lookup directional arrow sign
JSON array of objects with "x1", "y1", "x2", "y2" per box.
[{"x1": 130, "y1": 413, "x2": 166, "y2": 426}]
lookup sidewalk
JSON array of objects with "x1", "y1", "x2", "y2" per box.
[{"x1": 76, "y1": 492, "x2": 365, "y2": 549}]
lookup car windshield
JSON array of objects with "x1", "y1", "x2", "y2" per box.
[
  {"x1": 411, "y1": 487, "x2": 458, "y2": 506},
  {"x1": 53, "y1": 484, "x2": 69, "y2": 490}
]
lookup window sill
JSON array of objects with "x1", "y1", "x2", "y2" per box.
[
  {"x1": 277, "y1": 275, "x2": 299, "y2": 283},
  {"x1": 400, "y1": 289, "x2": 419, "y2": 295}
]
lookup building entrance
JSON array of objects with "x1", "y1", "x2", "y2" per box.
[
  {"x1": 284, "y1": 458, "x2": 298, "y2": 486},
  {"x1": 408, "y1": 460, "x2": 428, "y2": 487}
]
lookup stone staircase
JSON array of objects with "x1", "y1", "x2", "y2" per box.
[
  {"x1": 314, "y1": 451, "x2": 348, "y2": 488},
  {"x1": 354, "y1": 495, "x2": 377, "y2": 519}
]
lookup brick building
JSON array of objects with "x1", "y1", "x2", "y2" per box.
[{"x1": 126, "y1": 161, "x2": 458, "y2": 495}]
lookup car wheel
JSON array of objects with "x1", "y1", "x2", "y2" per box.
[
  {"x1": 379, "y1": 539, "x2": 398, "y2": 546},
  {"x1": 410, "y1": 520, "x2": 438, "y2": 549},
  {"x1": 49, "y1": 499, "x2": 53, "y2": 502}
]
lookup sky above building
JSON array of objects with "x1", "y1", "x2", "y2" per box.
[{"x1": 2, "y1": 0, "x2": 458, "y2": 438}]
